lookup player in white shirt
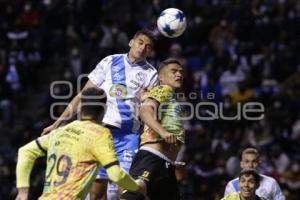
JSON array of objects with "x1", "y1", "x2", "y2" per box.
[
  {"x1": 224, "y1": 148, "x2": 285, "y2": 200},
  {"x1": 43, "y1": 29, "x2": 158, "y2": 200}
]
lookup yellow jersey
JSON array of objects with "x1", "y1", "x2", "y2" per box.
[
  {"x1": 140, "y1": 85, "x2": 185, "y2": 145},
  {"x1": 16, "y1": 120, "x2": 138, "y2": 199},
  {"x1": 221, "y1": 193, "x2": 266, "y2": 200}
]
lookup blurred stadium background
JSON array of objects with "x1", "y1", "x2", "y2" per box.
[{"x1": 0, "y1": 0, "x2": 300, "y2": 199}]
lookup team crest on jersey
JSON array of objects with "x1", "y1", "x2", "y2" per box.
[
  {"x1": 109, "y1": 84, "x2": 127, "y2": 98},
  {"x1": 136, "y1": 72, "x2": 145, "y2": 82}
]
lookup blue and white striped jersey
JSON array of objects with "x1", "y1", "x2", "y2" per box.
[
  {"x1": 224, "y1": 174, "x2": 285, "y2": 200},
  {"x1": 88, "y1": 54, "x2": 158, "y2": 132}
]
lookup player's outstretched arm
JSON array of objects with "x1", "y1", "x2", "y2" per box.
[
  {"x1": 140, "y1": 98, "x2": 177, "y2": 144},
  {"x1": 106, "y1": 165, "x2": 143, "y2": 192},
  {"x1": 42, "y1": 80, "x2": 96, "y2": 135}
]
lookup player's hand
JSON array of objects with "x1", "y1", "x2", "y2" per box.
[
  {"x1": 41, "y1": 123, "x2": 57, "y2": 135},
  {"x1": 15, "y1": 188, "x2": 28, "y2": 200},
  {"x1": 160, "y1": 131, "x2": 178, "y2": 144},
  {"x1": 135, "y1": 179, "x2": 147, "y2": 196}
]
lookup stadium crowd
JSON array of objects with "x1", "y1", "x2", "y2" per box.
[{"x1": 0, "y1": 0, "x2": 299, "y2": 199}]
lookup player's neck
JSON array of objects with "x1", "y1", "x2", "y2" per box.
[
  {"x1": 80, "y1": 116, "x2": 98, "y2": 123},
  {"x1": 128, "y1": 54, "x2": 143, "y2": 64},
  {"x1": 240, "y1": 194, "x2": 256, "y2": 200}
]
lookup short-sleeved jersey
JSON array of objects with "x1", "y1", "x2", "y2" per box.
[
  {"x1": 225, "y1": 174, "x2": 285, "y2": 200},
  {"x1": 37, "y1": 120, "x2": 117, "y2": 199},
  {"x1": 140, "y1": 85, "x2": 185, "y2": 145},
  {"x1": 88, "y1": 54, "x2": 158, "y2": 132},
  {"x1": 221, "y1": 193, "x2": 266, "y2": 200}
]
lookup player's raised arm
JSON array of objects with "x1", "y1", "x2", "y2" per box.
[{"x1": 42, "y1": 80, "x2": 96, "y2": 135}]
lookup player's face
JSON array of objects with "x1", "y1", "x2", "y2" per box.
[
  {"x1": 159, "y1": 63, "x2": 184, "y2": 89},
  {"x1": 128, "y1": 34, "x2": 153, "y2": 62},
  {"x1": 239, "y1": 174, "x2": 258, "y2": 198},
  {"x1": 240, "y1": 153, "x2": 259, "y2": 170}
]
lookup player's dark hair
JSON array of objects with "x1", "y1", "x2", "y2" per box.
[
  {"x1": 80, "y1": 88, "x2": 107, "y2": 118},
  {"x1": 239, "y1": 168, "x2": 260, "y2": 185},
  {"x1": 134, "y1": 28, "x2": 157, "y2": 45},
  {"x1": 241, "y1": 148, "x2": 260, "y2": 159},
  {"x1": 158, "y1": 58, "x2": 182, "y2": 74}
]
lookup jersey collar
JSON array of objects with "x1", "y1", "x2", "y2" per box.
[{"x1": 125, "y1": 54, "x2": 147, "y2": 67}]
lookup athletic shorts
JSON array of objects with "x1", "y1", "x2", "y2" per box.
[
  {"x1": 120, "y1": 148, "x2": 180, "y2": 200},
  {"x1": 97, "y1": 128, "x2": 139, "y2": 178}
]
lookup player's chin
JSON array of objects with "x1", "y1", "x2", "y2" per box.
[
  {"x1": 135, "y1": 52, "x2": 146, "y2": 59},
  {"x1": 174, "y1": 82, "x2": 182, "y2": 88},
  {"x1": 241, "y1": 190, "x2": 253, "y2": 197}
]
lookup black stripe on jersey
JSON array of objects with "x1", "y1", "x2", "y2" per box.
[
  {"x1": 103, "y1": 160, "x2": 119, "y2": 169},
  {"x1": 147, "y1": 97, "x2": 160, "y2": 105},
  {"x1": 140, "y1": 140, "x2": 163, "y2": 146},
  {"x1": 35, "y1": 139, "x2": 47, "y2": 154}
]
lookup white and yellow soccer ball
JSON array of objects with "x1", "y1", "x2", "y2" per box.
[{"x1": 157, "y1": 8, "x2": 187, "y2": 38}]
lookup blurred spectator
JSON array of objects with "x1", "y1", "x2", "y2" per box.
[
  {"x1": 99, "y1": 21, "x2": 129, "y2": 53},
  {"x1": 219, "y1": 59, "x2": 246, "y2": 95},
  {"x1": 230, "y1": 80, "x2": 254, "y2": 104}
]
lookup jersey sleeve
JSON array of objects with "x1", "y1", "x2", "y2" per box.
[
  {"x1": 224, "y1": 180, "x2": 238, "y2": 195},
  {"x1": 148, "y1": 85, "x2": 173, "y2": 104},
  {"x1": 221, "y1": 193, "x2": 239, "y2": 200},
  {"x1": 106, "y1": 165, "x2": 139, "y2": 191},
  {"x1": 147, "y1": 71, "x2": 159, "y2": 87},
  {"x1": 272, "y1": 180, "x2": 286, "y2": 200},
  {"x1": 88, "y1": 56, "x2": 111, "y2": 87},
  {"x1": 91, "y1": 131, "x2": 119, "y2": 168},
  {"x1": 16, "y1": 134, "x2": 50, "y2": 188}
]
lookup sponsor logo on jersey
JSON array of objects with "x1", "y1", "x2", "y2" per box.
[
  {"x1": 113, "y1": 72, "x2": 124, "y2": 81},
  {"x1": 112, "y1": 65, "x2": 121, "y2": 72},
  {"x1": 130, "y1": 80, "x2": 140, "y2": 87},
  {"x1": 109, "y1": 84, "x2": 127, "y2": 98}
]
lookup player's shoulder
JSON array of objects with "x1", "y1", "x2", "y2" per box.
[
  {"x1": 226, "y1": 177, "x2": 239, "y2": 189},
  {"x1": 149, "y1": 85, "x2": 174, "y2": 97},
  {"x1": 87, "y1": 123, "x2": 111, "y2": 136},
  {"x1": 144, "y1": 60, "x2": 158, "y2": 72},
  {"x1": 259, "y1": 173, "x2": 278, "y2": 183},
  {"x1": 70, "y1": 120, "x2": 111, "y2": 136},
  {"x1": 151, "y1": 85, "x2": 174, "y2": 93},
  {"x1": 148, "y1": 85, "x2": 174, "y2": 103},
  {"x1": 101, "y1": 54, "x2": 113, "y2": 62},
  {"x1": 222, "y1": 193, "x2": 240, "y2": 200},
  {"x1": 228, "y1": 176, "x2": 239, "y2": 183},
  {"x1": 100, "y1": 54, "x2": 124, "y2": 64}
]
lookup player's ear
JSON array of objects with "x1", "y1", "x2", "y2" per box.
[
  {"x1": 158, "y1": 73, "x2": 164, "y2": 84},
  {"x1": 129, "y1": 39, "x2": 134, "y2": 48}
]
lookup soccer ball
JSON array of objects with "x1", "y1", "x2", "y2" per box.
[{"x1": 157, "y1": 8, "x2": 187, "y2": 38}]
